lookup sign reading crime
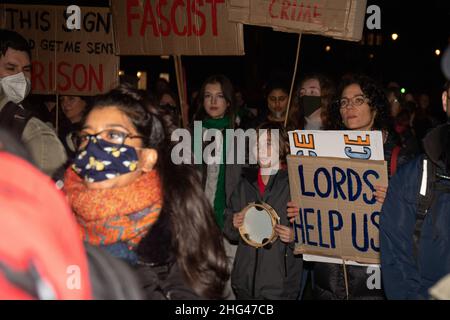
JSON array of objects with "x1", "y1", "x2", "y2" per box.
[
  {"x1": 287, "y1": 155, "x2": 387, "y2": 264},
  {"x1": 112, "y1": 0, "x2": 245, "y2": 56},
  {"x1": 228, "y1": 0, "x2": 367, "y2": 42},
  {"x1": 0, "y1": 5, "x2": 119, "y2": 95}
]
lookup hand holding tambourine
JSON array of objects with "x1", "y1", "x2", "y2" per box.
[{"x1": 236, "y1": 202, "x2": 281, "y2": 248}]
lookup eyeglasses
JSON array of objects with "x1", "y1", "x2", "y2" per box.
[
  {"x1": 339, "y1": 95, "x2": 369, "y2": 110},
  {"x1": 75, "y1": 129, "x2": 145, "y2": 150}
]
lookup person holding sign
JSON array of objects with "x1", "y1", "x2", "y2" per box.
[
  {"x1": 288, "y1": 75, "x2": 409, "y2": 299},
  {"x1": 224, "y1": 122, "x2": 303, "y2": 300}
]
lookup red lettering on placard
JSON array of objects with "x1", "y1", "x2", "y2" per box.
[
  {"x1": 171, "y1": 0, "x2": 187, "y2": 36},
  {"x1": 269, "y1": 0, "x2": 278, "y2": 18},
  {"x1": 280, "y1": 0, "x2": 290, "y2": 20},
  {"x1": 31, "y1": 61, "x2": 45, "y2": 91},
  {"x1": 31, "y1": 61, "x2": 105, "y2": 93},
  {"x1": 156, "y1": 0, "x2": 171, "y2": 36},
  {"x1": 206, "y1": 0, "x2": 223, "y2": 36},
  {"x1": 313, "y1": 4, "x2": 321, "y2": 19},
  {"x1": 192, "y1": 0, "x2": 206, "y2": 35},
  {"x1": 267, "y1": 0, "x2": 323, "y2": 25},
  {"x1": 48, "y1": 61, "x2": 54, "y2": 91},
  {"x1": 126, "y1": 0, "x2": 141, "y2": 36},
  {"x1": 141, "y1": 0, "x2": 160, "y2": 36},
  {"x1": 186, "y1": 0, "x2": 193, "y2": 36},
  {"x1": 73, "y1": 64, "x2": 87, "y2": 91},
  {"x1": 90, "y1": 64, "x2": 103, "y2": 91},
  {"x1": 126, "y1": 0, "x2": 225, "y2": 37},
  {"x1": 58, "y1": 62, "x2": 71, "y2": 91}
]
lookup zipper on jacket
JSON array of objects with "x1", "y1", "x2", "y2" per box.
[
  {"x1": 252, "y1": 248, "x2": 259, "y2": 298},
  {"x1": 284, "y1": 245, "x2": 288, "y2": 277}
]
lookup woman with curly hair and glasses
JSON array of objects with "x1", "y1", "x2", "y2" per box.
[
  {"x1": 288, "y1": 75, "x2": 415, "y2": 300},
  {"x1": 324, "y1": 75, "x2": 411, "y2": 178}
]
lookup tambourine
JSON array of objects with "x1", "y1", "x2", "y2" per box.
[{"x1": 239, "y1": 202, "x2": 281, "y2": 248}]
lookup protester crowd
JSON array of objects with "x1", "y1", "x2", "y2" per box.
[{"x1": 2, "y1": 28, "x2": 450, "y2": 300}]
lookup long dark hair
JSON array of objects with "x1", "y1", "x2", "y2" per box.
[
  {"x1": 287, "y1": 73, "x2": 335, "y2": 130},
  {"x1": 325, "y1": 74, "x2": 391, "y2": 131},
  {"x1": 88, "y1": 84, "x2": 229, "y2": 299},
  {"x1": 194, "y1": 74, "x2": 236, "y2": 127}
]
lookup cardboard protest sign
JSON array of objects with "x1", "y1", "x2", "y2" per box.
[
  {"x1": 227, "y1": 0, "x2": 367, "y2": 42},
  {"x1": 288, "y1": 130, "x2": 385, "y2": 265},
  {"x1": 287, "y1": 155, "x2": 387, "y2": 264},
  {"x1": 288, "y1": 130, "x2": 384, "y2": 160},
  {"x1": 0, "y1": 5, "x2": 118, "y2": 95},
  {"x1": 112, "y1": 0, "x2": 245, "y2": 56}
]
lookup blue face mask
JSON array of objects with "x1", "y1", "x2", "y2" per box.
[{"x1": 72, "y1": 135, "x2": 140, "y2": 183}]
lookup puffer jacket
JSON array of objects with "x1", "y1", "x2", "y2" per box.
[
  {"x1": 311, "y1": 130, "x2": 413, "y2": 300},
  {"x1": 381, "y1": 124, "x2": 450, "y2": 299},
  {"x1": 223, "y1": 167, "x2": 303, "y2": 300}
]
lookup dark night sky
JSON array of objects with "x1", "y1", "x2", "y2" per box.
[{"x1": 6, "y1": 0, "x2": 450, "y2": 109}]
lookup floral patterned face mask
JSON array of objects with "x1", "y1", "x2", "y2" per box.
[{"x1": 72, "y1": 133, "x2": 140, "y2": 183}]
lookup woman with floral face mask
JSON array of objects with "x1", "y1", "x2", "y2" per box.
[{"x1": 64, "y1": 84, "x2": 228, "y2": 299}]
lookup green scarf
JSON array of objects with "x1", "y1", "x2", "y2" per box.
[{"x1": 202, "y1": 116, "x2": 231, "y2": 230}]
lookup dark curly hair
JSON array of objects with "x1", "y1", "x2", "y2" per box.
[{"x1": 325, "y1": 75, "x2": 392, "y2": 131}]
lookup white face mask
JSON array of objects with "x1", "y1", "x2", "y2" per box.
[{"x1": 0, "y1": 72, "x2": 31, "y2": 104}]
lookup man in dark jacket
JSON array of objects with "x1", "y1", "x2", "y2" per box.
[{"x1": 380, "y1": 81, "x2": 450, "y2": 299}]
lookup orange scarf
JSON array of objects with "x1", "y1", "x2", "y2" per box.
[{"x1": 64, "y1": 168, "x2": 162, "y2": 248}]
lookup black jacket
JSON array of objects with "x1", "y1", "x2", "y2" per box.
[
  {"x1": 135, "y1": 209, "x2": 200, "y2": 300},
  {"x1": 311, "y1": 131, "x2": 412, "y2": 300},
  {"x1": 223, "y1": 167, "x2": 303, "y2": 300},
  {"x1": 381, "y1": 124, "x2": 450, "y2": 299}
]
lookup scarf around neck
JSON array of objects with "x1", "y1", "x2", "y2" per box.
[
  {"x1": 202, "y1": 116, "x2": 231, "y2": 130},
  {"x1": 202, "y1": 116, "x2": 231, "y2": 230},
  {"x1": 64, "y1": 168, "x2": 162, "y2": 248}
]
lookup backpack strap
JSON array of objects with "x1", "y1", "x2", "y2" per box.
[
  {"x1": 390, "y1": 145, "x2": 401, "y2": 176},
  {"x1": 413, "y1": 157, "x2": 436, "y2": 260},
  {"x1": 0, "y1": 102, "x2": 33, "y2": 138}
]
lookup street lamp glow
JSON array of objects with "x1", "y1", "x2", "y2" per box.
[
  {"x1": 325, "y1": 45, "x2": 331, "y2": 52},
  {"x1": 137, "y1": 71, "x2": 142, "y2": 78},
  {"x1": 391, "y1": 33, "x2": 399, "y2": 41},
  {"x1": 435, "y1": 49, "x2": 441, "y2": 56}
]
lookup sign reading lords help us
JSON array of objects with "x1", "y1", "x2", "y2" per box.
[{"x1": 287, "y1": 131, "x2": 387, "y2": 265}]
